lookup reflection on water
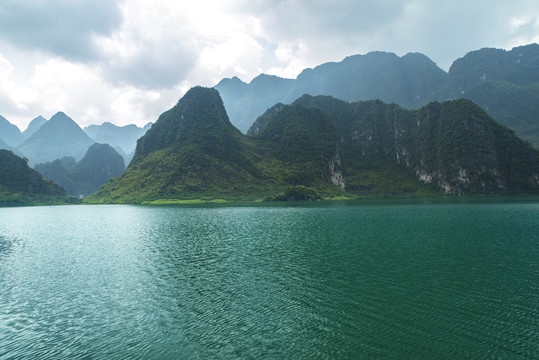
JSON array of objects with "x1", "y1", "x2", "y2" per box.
[{"x1": 0, "y1": 200, "x2": 538, "y2": 359}]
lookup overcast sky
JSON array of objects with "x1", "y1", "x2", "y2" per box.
[{"x1": 0, "y1": 0, "x2": 537, "y2": 130}]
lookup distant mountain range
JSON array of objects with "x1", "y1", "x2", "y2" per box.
[
  {"x1": 0, "y1": 112, "x2": 152, "y2": 167},
  {"x1": 84, "y1": 122, "x2": 152, "y2": 155},
  {"x1": 18, "y1": 112, "x2": 95, "y2": 166},
  {"x1": 88, "y1": 87, "x2": 539, "y2": 203},
  {"x1": 35, "y1": 143, "x2": 125, "y2": 196},
  {"x1": 215, "y1": 44, "x2": 539, "y2": 148},
  {"x1": 22, "y1": 116, "x2": 47, "y2": 139}
]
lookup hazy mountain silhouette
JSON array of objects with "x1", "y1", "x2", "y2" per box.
[
  {"x1": 22, "y1": 116, "x2": 47, "y2": 139},
  {"x1": 0, "y1": 115, "x2": 24, "y2": 147},
  {"x1": 216, "y1": 44, "x2": 539, "y2": 147},
  {"x1": 19, "y1": 112, "x2": 95, "y2": 166},
  {"x1": 84, "y1": 122, "x2": 153, "y2": 154}
]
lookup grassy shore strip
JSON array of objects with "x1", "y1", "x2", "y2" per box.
[{"x1": 141, "y1": 198, "x2": 231, "y2": 205}]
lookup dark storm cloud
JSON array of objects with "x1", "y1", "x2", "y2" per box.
[{"x1": 0, "y1": 0, "x2": 123, "y2": 60}]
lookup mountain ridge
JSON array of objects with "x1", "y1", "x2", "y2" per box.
[
  {"x1": 88, "y1": 87, "x2": 539, "y2": 204},
  {"x1": 22, "y1": 116, "x2": 47, "y2": 139},
  {"x1": 18, "y1": 112, "x2": 95, "y2": 166},
  {"x1": 215, "y1": 44, "x2": 539, "y2": 148},
  {"x1": 84, "y1": 121, "x2": 152, "y2": 155}
]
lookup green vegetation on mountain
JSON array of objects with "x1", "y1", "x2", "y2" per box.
[
  {"x1": 439, "y1": 44, "x2": 539, "y2": 147},
  {"x1": 35, "y1": 143, "x2": 125, "y2": 197},
  {"x1": 216, "y1": 44, "x2": 539, "y2": 148},
  {"x1": 19, "y1": 112, "x2": 95, "y2": 166},
  {"x1": 88, "y1": 87, "x2": 539, "y2": 204},
  {"x1": 0, "y1": 115, "x2": 24, "y2": 147},
  {"x1": 0, "y1": 150, "x2": 74, "y2": 206},
  {"x1": 289, "y1": 95, "x2": 539, "y2": 195},
  {"x1": 87, "y1": 87, "x2": 347, "y2": 203}
]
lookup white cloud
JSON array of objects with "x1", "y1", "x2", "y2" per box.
[
  {"x1": 265, "y1": 41, "x2": 310, "y2": 79},
  {"x1": 196, "y1": 34, "x2": 264, "y2": 83},
  {"x1": 509, "y1": 16, "x2": 539, "y2": 45},
  {"x1": 0, "y1": 54, "x2": 13, "y2": 83}
]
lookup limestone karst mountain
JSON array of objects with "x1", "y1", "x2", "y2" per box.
[{"x1": 88, "y1": 87, "x2": 539, "y2": 203}]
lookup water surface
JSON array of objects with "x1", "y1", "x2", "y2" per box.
[{"x1": 0, "y1": 198, "x2": 538, "y2": 358}]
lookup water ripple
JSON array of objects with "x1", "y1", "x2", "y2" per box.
[{"x1": 0, "y1": 201, "x2": 538, "y2": 358}]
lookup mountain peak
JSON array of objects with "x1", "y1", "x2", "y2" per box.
[
  {"x1": 19, "y1": 111, "x2": 94, "y2": 165},
  {"x1": 135, "y1": 87, "x2": 238, "y2": 158},
  {"x1": 23, "y1": 115, "x2": 47, "y2": 139},
  {"x1": 49, "y1": 111, "x2": 73, "y2": 123},
  {"x1": 216, "y1": 76, "x2": 246, "y2": 87},
  {"x1": 175, "y1": 86, "x2": 229, "y2": 123}
]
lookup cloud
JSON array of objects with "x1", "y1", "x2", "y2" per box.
[
  {"x1": 230, "y1": 0, "x2": 539, "y2": 73},
  {"x1": 0, "y1": 0, "x2": 538, "y2": 130},
  {"x1": 99, "y1": 36, "x2": 197, "y2": 89},
  {"x1": 94, "y1": 0, "x2": 200, "y2": 89},
  {"x1": 246, "y1": 0, "x2": 405, "y2": 40},
  {"x1": 0, "y1": 52, "x2": 35, "y2": 116},
  {"x1": 231, "y1": 0, "x2": 409, "y2": 71},
  {"x1": 0, "y1": 0, "x2": 123, "y2": 60}
]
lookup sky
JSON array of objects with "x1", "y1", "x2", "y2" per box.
[{"x1": 0, "y1": 0, "x2": 538, "y2": 130}]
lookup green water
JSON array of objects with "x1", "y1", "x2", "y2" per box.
[{"x1": 0, "y1": 198, "x2": 538, "y2": 359}]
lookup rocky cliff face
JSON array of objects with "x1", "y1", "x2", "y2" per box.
[{"x1": 291, "y1": 95, "x2": 539, "y2": 195}]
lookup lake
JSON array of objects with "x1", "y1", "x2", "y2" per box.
[{"x1": 0, "y1": 198, "x2": 538, "y2": 359}]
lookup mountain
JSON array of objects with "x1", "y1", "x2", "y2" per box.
[
  {"x1": 0, "y1": 149, "x2": 69, "y2": 206},
  {"x1": 22, "y1": 116, "x2": 47, "y2": 139},
  {"x1": 84, "y1": 122, "x2": 153, "y2": 155},
  {"x1": 90, "y1": 87, "x2": 265, "y2": 203},
  {"x1": 88, "y1": 87, "x2": 539, "y2": 204},
  {"x1": 440, "y1": 44, "x2": 539, "y2": 147},
  {"x1": 35, "y1": 143, "x2": 125, "y2": 196},
  {"x1": 215, "y1": 51, "x2": 446, "y2": 133},
  {"x1": 0, "y1": 138, "x2": 24, "y2": 157},
  {"x1": 287, "y1": 95, "x2": 539, "y2": 194},
  {"x1": 34, "y1": 157, "x2": 75, "y2": 195},
  {"x1": 216, "y1": 44, "x2": 539, "y2": 148},
  {"x1": 0, "y1": 115, "x2": 24, "y2": 147},
  {"x1": 71, "y1": 143, "x2": 125, "y2": 195},
  {"x1": 18, "y1": 112, "x2": 95, "y2": 166}
]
